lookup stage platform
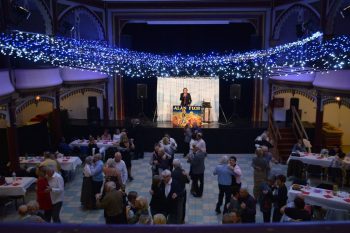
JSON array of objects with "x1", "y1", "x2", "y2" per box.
[{"x1": 64, "y1": 119, "x2": 273, "y2": 154}]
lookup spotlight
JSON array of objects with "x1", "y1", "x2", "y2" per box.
[
  {"x1": 340, "y1": 5, "x2": 350, "y2": 18},
  {"x1": 35, "y1": 95, "x2": 41, "y2": 101},
  {"x1": 335, "y1": 96, "x2": 341, "y2": 101}
]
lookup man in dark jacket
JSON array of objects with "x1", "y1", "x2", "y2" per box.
[
  {"x1": 238, "y1": 187, "x2": 256, "y2": 223},
  {"x1": 172, "y1": 159, "x2": 190, "y2": 223},
  {"x1": 272, "y1": 174, "x2": 288, "y2": 222},
  {"x1": 188, "y1": 145, "x2": 206, "y2": 197},
  {"x1": 96, "y1": 181, "x2": 124, "y2": 224},
  {"x1": 160, "y1": 169, "x2": 183, "y2": 224}
]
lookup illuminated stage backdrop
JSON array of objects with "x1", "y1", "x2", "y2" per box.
[{"x1": 157, "y1": 77, "x2": 219, "y2": 122}]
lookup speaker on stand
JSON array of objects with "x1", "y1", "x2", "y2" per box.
[
  {"x1": 87, "y1": 96, "x2": 100, "y2": 125},
  {"x1": 228, "y1": 84, "x2": 241, "y2": 121},
  {"x1": 137, "y1": 84, "x2": 148, "y2": 119}
]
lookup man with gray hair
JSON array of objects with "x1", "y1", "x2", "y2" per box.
[
  {"x1": 214, "y1": 155, "x2": 235, "y2": 214},
  {"x1": 160, "y1": 169, "x2": 182, "y2": 224},
  {"x1": 171, "y1": 159, "x2": 190, "y2": 223},
  {"x1": 96, "y1": 181, "x2": 124, "y2": 224},
  {"x1": 45, "y1": 165, "x2": 64, "y2": 223}
]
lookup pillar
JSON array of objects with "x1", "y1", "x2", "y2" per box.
[
  {"x1": 50, "y1": 91, "x2": 63, "y2": 149},
  {"x1": 7, "y1": 99, "x2": 19, "y2": 172},
  {"x1": 313, "y1": 94, "x2": 323, "y2": 152}
]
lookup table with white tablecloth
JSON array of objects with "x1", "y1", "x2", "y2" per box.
[
  {"x1": 19, "y1": 156, "x2": 82, "y2": 171},
  {"x1": 0, "y1": 177, "x2": 36, "y2": 197},
  {"x1": 69, "y1": 139, "x2": 119, "y2": 149},
  {"x1": 287, "y1": 152, "x2": 335, "y2": 167},
  {"x1": 288, "y1": 186, "x2": 350, "y2": 211}
]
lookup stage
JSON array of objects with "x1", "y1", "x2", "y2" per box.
[{"x1": 64, "y1": 119, "x2": 272, "y2": 154}]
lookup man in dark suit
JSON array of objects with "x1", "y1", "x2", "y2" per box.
[
  {"x1": 188, "y1": 145, "x2": 206, "y2": 197},
  {"x1": 160, "y1": 169, "x2": 183, "y2": 224},
  {"x1": 172, "y1": 159, "x2": 190, "y2": 223},
  {"x1": 180, "y1": 88, "x2": 192, "y2": 106}
]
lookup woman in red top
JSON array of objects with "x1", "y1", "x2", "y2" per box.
[{"x1": 36, "y1": 166, "x2": 52, "y2": 222}]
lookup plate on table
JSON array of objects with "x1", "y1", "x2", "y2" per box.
[
  {"x1": 323, "y1": 194, "x2": 333, "y2": 198},
  {"x1": 301, "y1": 191, "x2": 310, "y2": 195}
]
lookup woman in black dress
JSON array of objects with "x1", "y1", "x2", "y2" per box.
[{"x1": 119, "y1": 133, "x2": 134, "y2": 181}]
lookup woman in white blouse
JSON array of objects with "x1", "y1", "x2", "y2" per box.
[{"x1": 81, "y1": 156, "x2": 94, "y2": 209}]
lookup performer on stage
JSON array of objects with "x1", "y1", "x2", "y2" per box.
[{"x1": 180, "y1": 88, "x2": 192, "y2": 107}]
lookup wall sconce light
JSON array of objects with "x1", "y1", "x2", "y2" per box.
[
  {"x1": 335, "y1": 96, "x2": 341, "y2": 108},
  {"x1": 35, "y1": 95, "x2": 41, "y2": 106}
]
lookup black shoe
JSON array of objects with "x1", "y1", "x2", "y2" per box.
[
  {"x1": 215, "y1": 208, "x2": 221, "y2": 214},
  {"x1": 129, "y1": 177, "x2": 134, "y2": 181}
]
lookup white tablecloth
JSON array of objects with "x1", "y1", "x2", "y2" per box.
[
  {"x1": 19, "y1": 156, "x2": 82, "y2": 171},
  {"x1": 69, "y1": 139, "x2": 119, "y2": 149},
  {"x1": 0, "y1": 177, "x2": 36, "y2": 196},
  {"x1": 287, "y1": 152, "x2": 335, "y2": 167},
  {"x1": 288, "y1": 186, "x2": 350, "y2": 211}
]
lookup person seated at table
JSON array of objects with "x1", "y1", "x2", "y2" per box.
[
  {"x1": 280, "y1": 196, "x2": 311, "y2": 221},
  {"x1": 101, "y1": 129, "x2": 111, "y2": 141},
  {"x1": 255, "y1": 131, "x2": 273, "y2": 149},
  {"x1": 88, "y1": 136, "x2": 99, "y2": 156},
  {"x1": 58, "y1": 137, "x2": 71, "y2": 155},
  {"x1": 329, "y1": 145, "x2": 345, "y2": 159},
  {"x1": 39, "y1": 152, "x2": 60, "y2": 173},
  {"x1": 292, "y1": 139, "x2": 306, "y2": 153},
  {"x1": 26, "y1": 200, "x2": 46, "y2": 222},
  {"x1": 113, "y1": 128, "x2": 121, "y2": 141}
]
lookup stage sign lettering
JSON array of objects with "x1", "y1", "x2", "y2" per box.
[{"x1": 172, "y1": 105, "x2": 202, "y2": 127}]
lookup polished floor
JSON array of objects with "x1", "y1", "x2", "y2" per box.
[{"x1": 0, "y1": 153, "x2": 288, "y2": 224}]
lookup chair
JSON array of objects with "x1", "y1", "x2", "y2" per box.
[
  {"x1": 327, "y1": 167, "x2": 346, "y2": 188},
  {"x1": 287, "y1": 160, "x2": 305, "y2": 179},
  {"x1": 325, "y1": 208, "x2": 350, "y2": 221}
]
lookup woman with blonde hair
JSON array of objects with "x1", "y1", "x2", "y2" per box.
[
  {"x1": 127, "y1": 196, "x2": 150, "y2": 224},
  {"x1": 153, "y1": 213, "x2": 167, "y2": 224}
]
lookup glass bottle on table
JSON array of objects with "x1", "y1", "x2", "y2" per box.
[
  {"x1": 333, "y1": 184, "x2": 339, "y2": 196},
  {"x1": 12, "y1": 171, "x2": 16, "y2": 182}
]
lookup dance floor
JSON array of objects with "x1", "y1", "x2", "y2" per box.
[{"x1": 0, "y1": 153, "x2": 288, "y2": 224}]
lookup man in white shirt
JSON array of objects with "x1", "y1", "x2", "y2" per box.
[
  {"x1": 45, "y1": 166, "x2": 64, "y2": 223},
  {"x1": 196, "y1": 133, "x2": 206, "y2": 154},
  {"x1": 114, "y1": 152, "x2": 128, "y2": 186}
]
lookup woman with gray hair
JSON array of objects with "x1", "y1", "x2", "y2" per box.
[
  {"x1": 81, "y1": 156, "x2": 94, "y2": 209},
  {"x1": 103, "y1": 158, "x2": 123, "y2": 190}
]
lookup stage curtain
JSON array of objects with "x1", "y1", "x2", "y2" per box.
[{"x1": 157, "y1": 77, "x2": 219, "y2": 122}]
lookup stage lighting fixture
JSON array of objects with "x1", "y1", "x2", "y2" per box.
[
  {"x1": 10, "y1": 2, "x2": 31, "y2": 26},
  {"x1": 340, "y1": 5, "x2": 350, "y2": 18}
]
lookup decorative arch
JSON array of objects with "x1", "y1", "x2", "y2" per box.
[
  {"x1": 322, "y1": 97, "x2": 350, "y2": 109},
  {"x1": 60, "y1": 87, "x2": 104, "y2": 101},
  {"x1": 58, "y1": 6, "x2": 105, "y2": 40},
  {"x1": 272, "y1": 87, "x2": 316, "y2": 102},
  {"x1": 35, "y1": 0, "x2": 53, "y2": 34},
  {"x1": 325, "y1": 0, "x2": 347, "y2": 35},
  {"x1": 16, "y1": 96, "x2": 55, "y2": 115},
  {"x1": 273, "y1": 3, "x2": 320, "y2": 40}
]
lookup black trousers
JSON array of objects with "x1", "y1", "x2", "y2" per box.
[
  {"x1": 262, "y1": 210, "x2": 272, "y2": 223},
  {"x1": 216, "y1": 184, "x2": 232, "y2": 213},
  {"x1": 92, "y1": 180, "x2": 103, "y2": 207},
  {"x1": 272, "y1": 207, "x2": 283, "y2": 222},
  {"x1": 191, "y1": 173, "x2": 204, "y2": 196},
  {"x1": 43, "y1": 209, "x2": 52, "y2": 222},
  {"x1": 52, "y1": 202, "x2": 62, "y2": 223}
]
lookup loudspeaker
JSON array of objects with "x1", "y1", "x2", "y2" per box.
[
  {"x1": 87, "y1": 107, "x2": 100, "y2": 123},
  {"x1": 137, "y1": 84, "x2": 148, "y2": 99},
  {"x1": 230, "y1": 84, "x2": 241, "y2": 100},
  {"x1": 88, "y1": 96, "x2": 97, "y2": 108},
  {"x1": 290, "y1": 98, "x2": 299, "y2": 110}
]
